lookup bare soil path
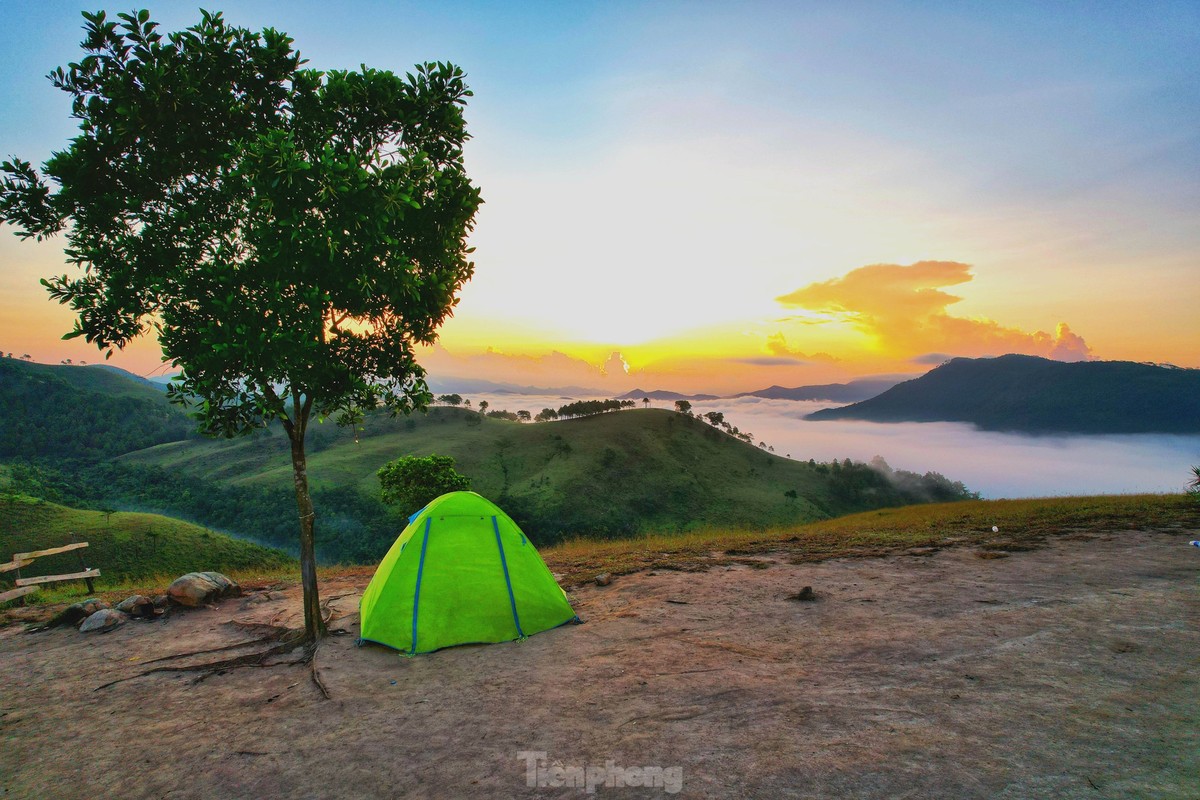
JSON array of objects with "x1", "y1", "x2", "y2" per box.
[{"x1": 1, "y1": 528, "x2": 1197, "y2": 799}]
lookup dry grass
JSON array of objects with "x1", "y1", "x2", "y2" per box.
[
  {"x1": 540, "y1": 493, "x2": 1199, "y2": 588},
  {"x1": 6, "y1": 493, "x2": 1195, "y2": 624}
]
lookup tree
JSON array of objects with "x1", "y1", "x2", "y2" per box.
[
  {"x1": 478, "y1": 400, "x2": 489, "y2": 416},
  {"x1": 0, "y1": 10, "x2": 482, "y2": 643},
  {"x1": 704, "y1": 411, "x2": 724, "y2": 427},
  {"x1": 516, "y1": 409, "x2": 531, "y2": 422},
  {"x1": 642, "y1": 397, "x2": 650, "y2": 408},
  {"x1": 437, "y1": 393, "x2": 463, "y2": 407},
  {"x1": 378, "y1": 454, "x2": 471, "y2": 516},
  {"x1": 674, "y1": 400, "x2": 692, "y2": 415},
  {"x1": 535, "y1": 407, "x2": 558, "y2": 422},
  {"x1": 1188, "y1": 466, "x2": 1200, "y2": 500}
]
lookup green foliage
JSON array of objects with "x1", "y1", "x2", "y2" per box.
[
  {"x1": 1187, "y1": 466, "x2": 1200, "y2": 500},
  {"x1": 0, "y1": 494, "x2": 291, "y2": 588},
  {"x1": 0, "y1": 359, "x2": 192, "y2": 460},
  {"x1": 557, "y1": 398, "x2": 635, "y2": 418},
  {"x1": 378, "y1": 454, "x2": 471, "y2": 516},
  {"x1": 2, "y1": 11, "x2": 482, "y2": 434},
  {"x1": 0, "y1": 9, "x2": 481, "y2": 638}
]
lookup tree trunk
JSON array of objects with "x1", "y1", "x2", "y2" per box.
[{"x1": 287, "y1": 413, "x2": 326, "y2": 643}]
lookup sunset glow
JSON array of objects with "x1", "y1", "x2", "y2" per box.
[{"x1": 2, "y1": 2, "x2": 1196, "y2": 394}]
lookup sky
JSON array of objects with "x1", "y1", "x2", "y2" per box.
[{"x1": 1, "y1": 1, "x2": 1197, "y2": 394}]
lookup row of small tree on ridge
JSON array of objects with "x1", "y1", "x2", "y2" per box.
[{"x1": 433, "y1": 392, "x2": 778, "y2": 452}]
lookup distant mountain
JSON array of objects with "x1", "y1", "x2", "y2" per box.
[
  {"x1": 618, "y1": 388, "x2": 720, "y2": 402},
  {"x1": 733, "y1": 378, "x2": 900, "y2": 403},
  {"x1": 0, "y1": 357, "x2": 193, "y2": 460},
  {"x1": 806, "y1": 355, "x2": 1200, "y2": 434}
]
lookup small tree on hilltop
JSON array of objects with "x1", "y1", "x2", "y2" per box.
[
  {"x1": 378, "y1": 454, "x2": 471, "y2": 516},
  {"x1": 674, "y1": 400, "x2": 692, "y2": 415},
  {"x1": 0, "y1": 10, "x2": 481, "y2": 643}
]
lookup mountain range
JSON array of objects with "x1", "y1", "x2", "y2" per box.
[
  {"x1": 731, "y1": 378, "x2": 900, "y2": 403},
  {"x1": 806, "y1": 355, "x2": 1200, "y2": 434}
]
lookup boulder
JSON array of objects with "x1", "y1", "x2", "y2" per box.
[
  {"x1": 115, "y1": 594, "x2": 160, "y2": 618},
  {"x1": 167, "y1": 571, "x2": 241, "y2": 607},
  {"x1": 79, "y1": 608, "x2": 127, "y2": 633},
  {"x1": 49, "y1": 598, "x2": 109, "y2": 629}
]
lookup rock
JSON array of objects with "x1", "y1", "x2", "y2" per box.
[
  {"x1": 79, "y1": 608, "x2": 127, "y2": 633},
  {"x1": 788, "y1": 586, "x2": 816, "y2": 602},
  {"x1": 595, "y1": 573, "x2": 612, "y2": 587},
  {"x1": 167, "y1": 571, "x2": 241, "y2": 607},
  {"x1": 48, "y1": 598, "x2": 109, "y2": 629},
  {"x1": 115, "y1": 594, "x2": 160, "y2": 618},
  {"x1": 152, "y1": 594, "x2": 170, "y2": 608}
]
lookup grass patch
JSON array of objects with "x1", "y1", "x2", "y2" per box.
[
  {"x1": 0, "y1": 493, "x2": 293, "y2": 603},
  {"x1": 540, "y1": 493, "x2": 1200, "y2": 588}
]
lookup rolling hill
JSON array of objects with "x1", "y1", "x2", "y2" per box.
[
  {"x1": 0, "y1": 357, "x2": 193, "y2": 460},
  {"x1": 0, "y1": 493, "x2": 292, "y2": 587},
  {"x1": 117, "y1": 406, "x2": 975, "y2": 554},
  {"x1": 806, "y1": 355, "x2": 1200, "y2": 433},
  {"x1": 0, "y1": 358, "x2": 977, "y2": 562}
]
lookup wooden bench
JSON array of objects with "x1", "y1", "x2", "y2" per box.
[{"x1": 0, "y1": 542, "x2": 100, "y2": 604}]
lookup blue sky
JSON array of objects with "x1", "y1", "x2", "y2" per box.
[{"x1": 2, "y1": 1, "x2": 1197, "y2": 390}]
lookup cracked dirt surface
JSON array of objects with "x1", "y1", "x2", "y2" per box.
[{"x1": 1, "y1": 528, "x2": 1197, "y2": 799}]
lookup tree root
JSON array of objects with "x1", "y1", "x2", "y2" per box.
[
  {"x1": 310, "y1": 651, "x2": 331, "y2": 700},
  {"x1": 92, "y1": 621, "x2": 338, "y2": 697},
  {"x1": 91, "y1": 597, "x2": 353, "y2": 696},
  {"x1": 140, "y1": 634, "x2": 286, "y2": 665}
]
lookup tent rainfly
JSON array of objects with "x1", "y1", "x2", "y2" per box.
[{"x1": 359, "y1": 491, "x2": 578, "y2": 654}]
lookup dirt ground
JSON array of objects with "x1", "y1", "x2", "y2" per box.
[{"x1": 1, "y1": 528, "x2": 1197, "y2": 799}]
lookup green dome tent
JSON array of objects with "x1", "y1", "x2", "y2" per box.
[{"x1": 359, "y1": 491, "x2": 577, "y2": 654}]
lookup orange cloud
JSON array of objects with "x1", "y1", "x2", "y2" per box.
[
  {"x1": 776, "y1": 260, "x2": 1092, "y2": 362},
  {"x1": 764, "y1": 332, "x2": 839, "y2": 363}
]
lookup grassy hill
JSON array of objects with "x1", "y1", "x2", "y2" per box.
[
  {"x1": 0, "y1": 357, "x2": 192, "y2": 460},
  {"x1": 115, "y1": 406, "x2": 975, "y2": 552},
  {"x1": 0, "y1": 494, "x2": 293, "y2": 595},
  {"x1": 807, "y1": 354, "x2": 1200, "y2": 433}
]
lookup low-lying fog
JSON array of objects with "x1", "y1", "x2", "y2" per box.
[{"x1": 468, "y1": 393, "x2": 1200, "y2": 500}]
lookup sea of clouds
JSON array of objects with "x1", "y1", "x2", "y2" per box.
[{"x1": 467, "y1": 393, "x2": 1200, "y2": 500}]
